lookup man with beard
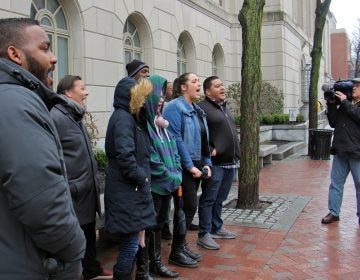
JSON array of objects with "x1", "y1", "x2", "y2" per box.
[{"x1": 0, "y1": 18, "x2": 85, "y2": 279}]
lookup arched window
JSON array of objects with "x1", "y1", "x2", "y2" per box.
[
  {"x1": 177, "y1": 40, "x2": 187, "y2": 76},
  {"x1": 123, "y1": 19, "x2": 142, "y2": 66},
  {"x1": 30, "y1": 0, "x2": 69, "y2": 85},
  {"x1": 212, "y1": 44, "x2": 225, "y2": 79}
]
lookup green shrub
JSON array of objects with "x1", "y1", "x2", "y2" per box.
[
  {"x1": 94, "y1": 149, "x2": 108, "y2": 171},
  {"x1": 261, "y1": 114, "x2": 275, "y2": 125},
  {"x1": 296, "y1": 114, "x2": 305, "y2": 123}
]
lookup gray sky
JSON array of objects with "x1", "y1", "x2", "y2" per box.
[{"x1": 330, "y1": 0, "x2": 360, "y2": 39}]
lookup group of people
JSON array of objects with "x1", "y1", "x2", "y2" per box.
[
  {"x1": 104, "y1": 58, "x2": 241, "y2": 279},
  {"x1": 0, "y1": 17, "x2": 241, "y2": 280}
]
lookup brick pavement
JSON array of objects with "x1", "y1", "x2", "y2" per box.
[{"x1": 97, "y1": 158, "x2": 360, "y2": 279}]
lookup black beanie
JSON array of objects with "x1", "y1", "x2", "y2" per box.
[{"x1": 126, "y1": 59, "x2": 149, "y2": 78}]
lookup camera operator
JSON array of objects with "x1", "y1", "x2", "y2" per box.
[{"x1": 321, "y1": 77, "x2": 360, "y2": 225}]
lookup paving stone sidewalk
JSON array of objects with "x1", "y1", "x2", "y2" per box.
[{"x1": 97, "y1": 157, "x2": 360, "y2": 279}]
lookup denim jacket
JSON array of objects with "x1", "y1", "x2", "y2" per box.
[{"x1": 163, "y1": 96, "x2": 212, "y2": 170}]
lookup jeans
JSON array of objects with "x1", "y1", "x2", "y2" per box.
[
  {"x1": 114, "y1": 232, "x2": 139, "y2": 274},
  {"x1": 328, "y1": 154, "x2": 360, "y2": 217},
  {"x1": 81, "y1": 221, "x2": 102, "y2": 279},
  {"x1": 198, "y1": 166, "x2": 235, "y2": 236}
]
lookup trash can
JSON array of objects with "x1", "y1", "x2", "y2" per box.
[{"x1": 308, "y1": 129, "x2": 333, "y2": 160}]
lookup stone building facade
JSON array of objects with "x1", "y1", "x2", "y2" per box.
[{"x1": 0, "y1": 0, "x2": 332, "y2": 145}]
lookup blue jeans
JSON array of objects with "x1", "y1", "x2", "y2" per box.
[
  {"x1": 328, "y1": 154, "x2": 360, "y2": 217},
  {"x1": 114, "y1": 232, "x2": 139, "y2": 274},
  {"x1": 198, "y1": 166, "x2": 235, "y2": 236}
]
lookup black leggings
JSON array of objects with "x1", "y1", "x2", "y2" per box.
[{"x1": 181, "y1": 170, "x2": 201, "y2": 229}]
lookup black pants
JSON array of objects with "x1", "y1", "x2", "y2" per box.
[
  {"x1": 181, "y1": 170, "x2": 201, "y2": 229},
  {"x1": 81, "y1": 221, "x2": 103, "y2": 279},
  {"x1": 151, "y1": 192, "x2": 172, "y2": 230}
]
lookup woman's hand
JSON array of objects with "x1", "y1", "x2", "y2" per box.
[
  {"x1": 138, "y1": 230, "x2": 145, "y2": 248},
  {"x1": 211, "y1": 148, "x2": 217, "y2": 157},
  {"x1": 189, "y1": 166, "x2": 202, "y2": 178}
]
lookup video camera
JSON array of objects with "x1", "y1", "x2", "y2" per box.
[{"x1": 321, "y1": 80, "x2": 354, "y2": 105}]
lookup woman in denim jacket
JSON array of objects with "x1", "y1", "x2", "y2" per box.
[{"x1": 163, "y1": 72, "x2": 212, "y2": 267}]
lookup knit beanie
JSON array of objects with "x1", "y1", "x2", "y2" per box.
[{"x1": 126, "y1": 59, "x2": 149, "y2": 78}]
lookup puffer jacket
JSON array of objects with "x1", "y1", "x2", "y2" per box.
[
  {"x1": 0, "y1": 58, "x2": 85, "y2": 279},
  {"x1": 104, "y1": 77, "x2": 156, "y2": 234},
  {"x1": 51, "y1": 101, "x2": 101, "y2": 225}
]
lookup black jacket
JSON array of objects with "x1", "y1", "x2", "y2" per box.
[
  {"x1": 327, "y1": 99, "x2": 360, "y2": 158},
  {"x1": 0, "y1": 58, "x2": 85, "y2": 279},
  {"x1": 104, "y1": 77, "x2": 156, "y2": 234},
  {"x1": 51, "y1": 102, "x2": 101, "y2": 225},
  {"x1": 198, "y1": 97, "x2": 240, "y2": 165}
]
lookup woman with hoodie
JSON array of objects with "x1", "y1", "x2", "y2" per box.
[
  {"x1": 135, "y1": 75, "x2": 185, "y2": 279},
  {"x1": 104, "y1": 77, "x2": 156, "y2": 280}
]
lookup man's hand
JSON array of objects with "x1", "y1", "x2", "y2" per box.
[{"x1": 335, "y1": 91, "x2": 347, "y2": 102}]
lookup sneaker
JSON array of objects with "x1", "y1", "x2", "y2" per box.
[
  {"x1": 197, "y1": 233, "x2": 220, "y2": 250},
  {"x1": 211, "y1": 227, "x2": 237, "y2": 239},
  {"x1": 89, "y1": 268, "x2": 113, "y2": 280}
]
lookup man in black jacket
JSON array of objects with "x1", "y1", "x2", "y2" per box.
[
  {"x1": 197, "y1": 76, "x2": 241, "y2": 250},
  {"x1": 0, "y1": 18, "x2": 85, "y2": 279},
  {"x1": 321, "y1": 78, "x2": 360, "y2": 225},
  {"x1": 51, "y1": 75, "x2": 113, "y2": 279}
]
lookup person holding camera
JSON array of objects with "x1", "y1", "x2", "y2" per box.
[
  {"x1": 197, "y1": 76, "x2": 241, "y2": 250},
  {"x1": 163, "y1": 72, "x2": 212, "y2": 266},
  {"x1": 322, "y1": 77, "x2": 360, "y2": 225}
]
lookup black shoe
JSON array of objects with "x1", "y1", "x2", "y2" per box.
[
  {"x1": 168, "y1": 247, "x2": 198, "y2": 268},
  {"x1": 184, "y1": 243, "x2": 202, "y2": 262},
  {"x1": 321, "y1": 213, "x2": 340, "y2": 224},
  {"x1": 113, "y1": 269, "x2": 132, "y2": 280},
  {"x1": 189, "y1": 223, "x2": 199, "y2": 231},
  {"x1": 149, "y1": 262, "x2": 179, "y2": 278},
  {"x1": 161, "y1": 223, "x2": 173, "y2": 240}
]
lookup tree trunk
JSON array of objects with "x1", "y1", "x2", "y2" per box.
[
  {"x1": 308, "y1": 0, "x2": 331, "y2": 131},
  {"x1": 236, "y1": 0, "x2": 265, "y2": 209}
]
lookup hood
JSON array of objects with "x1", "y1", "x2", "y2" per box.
[
  {"x1": 113, "y1": 77, "x2": 137, "y2": 111},
  {"x1": 0, "y1": 58, "x2": 66, "y2": 110},
  {"x1": 145, "y1": 75, "x2": 167, "y2": 123}
]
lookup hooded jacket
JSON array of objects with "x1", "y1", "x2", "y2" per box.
[
  {"x1": 145, "y1": 75, "x2": 182, "y2": 195},
  {"x1": 0, "y1": 58, "x2": 85, "y2": 279},
  {"x1": 104, "y1": 77, "x2": 156, "y2": 234},
  {"x1": 50, "y1": 99, "x2": 101, "y2": 225}
]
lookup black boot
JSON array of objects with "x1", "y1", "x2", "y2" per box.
[
  {"x1": 184, "y1": 242, "x2": 202, "y2": 262},
  {"x1": 113, "y1": 269, "x2": 132, "y2": 280},
  {"x1": 149, "y1": 230, "x2": 179, "y2": 278},
  {"x1": 168, "y1": 245, "x2": 198, "y2": 268},
  {"x1": 161, "y1": 222, "x2": 173, "y2": 240},
  {"x1": 135, "y1": 234, "x2": 153, "y2": 280}
]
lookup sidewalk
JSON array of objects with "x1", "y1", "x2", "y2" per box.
[{"x1": 97, "y1": 154, "x2": 360, "y2": 279}]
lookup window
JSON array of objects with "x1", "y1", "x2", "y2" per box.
[
  {"x1": 123, "y1": 19, "x2": 142, "y2": 66},
  {"x1": 177, "y1": 40, "x2": 187, "y2": 76},
  {"x1": 31, "y1": 0, "x2": 69, "y2": 85}
]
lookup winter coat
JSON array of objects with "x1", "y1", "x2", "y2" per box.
[
  {"x1": 327, "y1": 99, "x2": 360, "y2": 158},
  {"x1": 163, "y1": 95, "x2": 211, "y2": 170},
  {"x1": 104, "y1": 77, "x2": 156, "y2": 234},
  {"x1": 145, "y1": 75, "x2": 182, "y2": 195},
  {"x1": 0, "y1": 58, "x2": 85, "y2": 279},
  {"x1": 198, "y1": 97, "x2": 241, "y2": 165},
  {"x1": 50, "y1": 101, "x2": 101, "y2": 225}
]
